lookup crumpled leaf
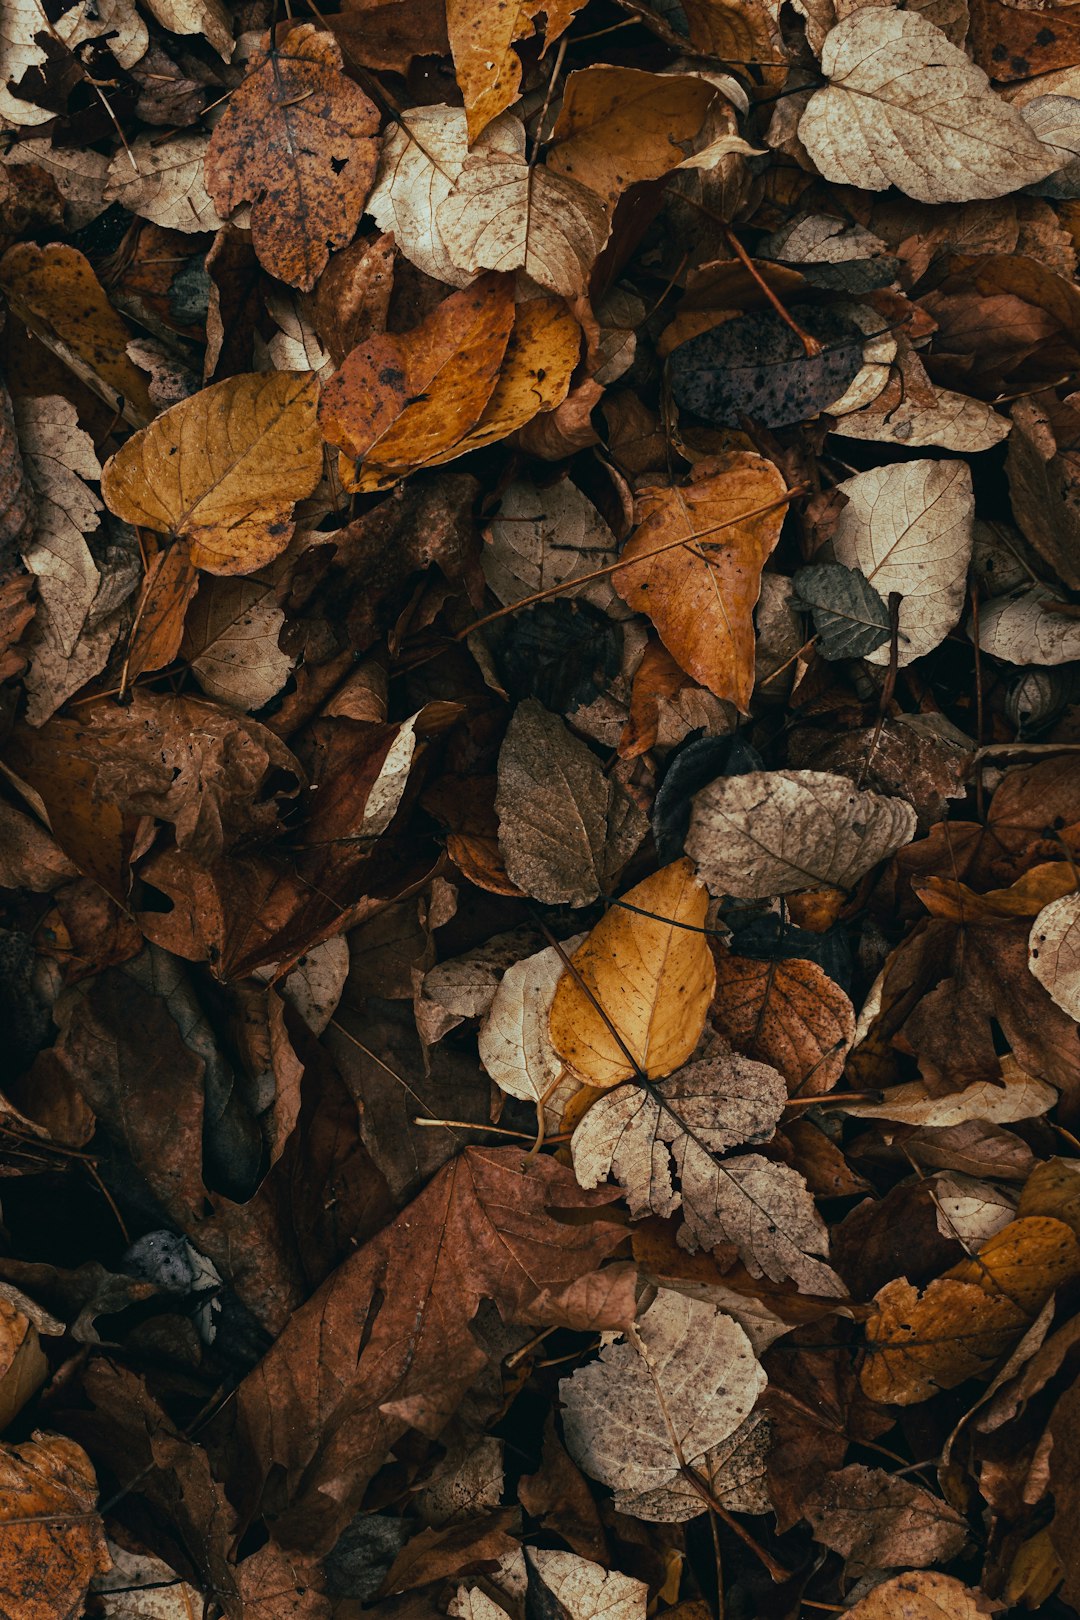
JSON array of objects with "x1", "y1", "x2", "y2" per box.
[
  {"x1": 825, "y1": 1072, "x2": 1058, "y2": 1127},
  {"x1": 710, "y1": 947, "x2": 856, "y2": 1097},
  {"x1": 205, "y1": 24, "x2": 381, "y2": 291},
  {"x1": 0, "y1": 1432, "x2": 111, "y2": 1620},
  {"x1": 548, "y1": 859, "x2": 716, "y2": 1088},
  {"x1": 495, "y1": 699, "x2": 647, "y2": 906},
  {"x1": 435, "y1": 124, "x2": 611, "y2": 301},
  {"x1": 560, "y1": 1288, "x2": 767, "y2": 1521},
  {"x1": 686, "y1": 770, "x2": 917, "y2": 899},
  {"x1": 861, "y1": 1216, "x2": 1080, "y2": 1403},
  {"x1": 14, "y1": 395, "x2": 102, "y2": 660},
  {"x1": 803, "y1": 1464, "x2": 969, "y2": 1575},
  {"x1": 230, "y1": 1147, "x2": 624, "y2": 1552},
  {"x1": 101, "y1": 371, "x2": 322, "y2": 574},
  {"x1": 829, "y1": 459, "x2": 975, "y2": 667},
  {"x1": 1030, "y1": 891, "x2": 1080, "y2": 1020},
  {"x1": 792, "y1": 562, "x2": 891, "y2": 660},
  {"x1": 613, "y1": 455, "x2": 788, "y2": 710},
  {"x1": 447, "y1": 0, "x2": 585, "y2": 141},
  {"x1": 799, "y1": 11, "x2": 1058, "y2": 203}
]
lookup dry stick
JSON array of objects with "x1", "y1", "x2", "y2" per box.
[
  {"x1": 457, "y1": 485, "x2": 809, "y2": 640},
  {"x1": 529, "y1": 34, "x2": 569, "y2": 167},
  {"x1": 970, "y1": 583, "x2": 986, "y2": 821}
]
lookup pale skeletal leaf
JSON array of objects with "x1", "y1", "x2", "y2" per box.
[
  {"x1": 974, "y1": 587, "x2": 1080, "y2": 667},
  {"x1": 1022, "y1": 96, "x2": 1080, "y2": 199},
  {"x1": 15, "y1": 396, "x2": 101, "y2": 658},
  {"x1": 105, "y1": 135, "x2": 223, "y2": 231},
  {"x1": 686, "y1": 769, "x2": 916, "y2": 899},
  {"x1": 526, "y1": 1550, "x2": 647, "y2": 1620},
  {"x1": 833, "y1": 387, "x2": 1011, "y2": 452},
  {"x1": 560, "y1": 1289, "x2": 767, "y2": 1522},
  {"x1": 798, "y1": 11, "x2": 1058, "y2": 203},
  {"x1": 478, "y1": 938, "x2": 584, "y2": 1126},
  {"x1": 3, "y1": 142, "x2": 110, "y2": 229},
  {"x1": 829, "y1": 459, "x2": 975, "y2": 666},
  {"x1": 822, "y1": 1073, "x2": 1058, "y2": 1126}
]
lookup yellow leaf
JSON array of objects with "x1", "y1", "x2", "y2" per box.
[
  {"x1": 613, "y1": 456, "x2": 789, "y2": 711},
  {"x1": 447, "y1": 0, "x2": 586, "y2": 142},
  {"x1": 861, "y1": 1216, "x2": 1080, "y2": 1404},
  {"x1": 548, "y1": 859, "x2": 716, "y2": 1088},
  {"x1": 101, "y1": 371, "x2": 322, "y2": 575}
]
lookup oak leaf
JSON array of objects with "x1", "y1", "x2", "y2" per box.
[
  {"x1": 560, "y1": 1289, "x2": 767, "y2": 1521},
  {"x1": 799, "y1": 11, "x2": 1058, "y2": 203},
  {"x1": 231, "y1": 1147, "x2": 624, "y2": 1552},
  {"x1": 101, "y1": 370, "x2": 322, "y2": 574},
  {"x1": 548, "y1": 859, "x2": 715, "y2": 1088},
  {"x1": 205, "y1": 25, "x2": 380, "y2": 291},
  {"x1": 686, "y1": 770, "x2": 917, "y2": 899},
  {"x1": 612, "y1": 455, "x2": 788, "y2": 711}
]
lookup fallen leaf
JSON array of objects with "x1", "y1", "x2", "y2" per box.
[
  {"x1": 832, "y1": 385, "x2": 1011, "y2": 451},
  {"x1": 205, "y1": 25, "x2": 380, "y2": 291},
  {"x1": 446, "y1": 0, "x2": 585, "y2": 141},
  {"x1": 1030, "y1": 891, "x2": 1080, "y2": 1019},
  {"x1": 495, "y1": 699, "x2": 646, "y2": 906},
  {"x1": 799, "y1": 11, "x2": 1058, "y2": 203},
  {"x1": 548, "y1": 859, "x2": 716, "y2": 1088},
  {"x1": 104, "y1": 134, "x2": 223, "y2": 232},
  {"x1": 483, "y1": 477, "x2": 617, "y2": 611},
  {"x1": 976, "y1": 586, "x2": 1080, "y2": 665},
  {"x1": 140, "y1": 0, "x2": 232, "y2": 56},
  {"x1": 829, "y1": 459, "x2": 975, "y2": 666},
  {"x1": 612, "y1": 455, "x2": 788, "y2": 710},
  {"x1": 527, "y1": 1549, "x2": 647, "y2": 1620},
  {"x1": 825, "y1": 1072, "x2": 1058, "y2": 1127},
  {"x1": 478, "y1": 939, "x2": 585, "y2": 1124},
  {"x1": 792, "y1": 562, "x2": 892, "y2": 660},
  {"x1": 804, "y1": 1464, "x2": 969, "y2": 1574},
  {"x1": 181, "y1": 575, "x2": 294, "y2": 710},
  {"x1": 686, "y1": 770, "x2": 917, "y2": 899},
  {"x1": 0, "y1": 1433, "x2": 111, "y2": 1620},
  {"x1": 0, "y1": 1295, "x2": 47, "y2": 1430},
  {"x1": 230, "y1": 1147, "x2": 624, "y2": 1551},
  {"x1": 843, "y1": 1572, "x2": 999, "y2": 1620},
  {"x1": 709, "y1": 947, "x2": 856, "y2": 1097},
  {"x1": 560, "y1": 1288, "x2": 767, "y2": 1521},
  {"x1": 318, "y1": 274, "x2": 515, "y2": 489},
  {"x1": 101, "y1": 370, "x2": 322, "y2": 573}
]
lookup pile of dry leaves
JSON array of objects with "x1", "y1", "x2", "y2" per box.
[{"x1": 7, "y1": 0, "x2": 1080, "y2": 1616}]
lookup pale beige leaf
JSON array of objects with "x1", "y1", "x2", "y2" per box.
[
  {"x1": 686, "y1": 770, "x2": 916, "y2": 899},
  {"x1": 3, "y1": 142, "x2": 109, "y2": 230},
  {"x1": 140, "y1": 0, "x2": 232, "y2": 58},
  {"x1": 496, "y1": 700, "x2": 646, "y2": 907},
  {"x1": 280, "y1": 936, "x2": 350, "y2": 1037},
  {"x1": 182, "y1": 576, "x2": 294, "y2": 711},
  {"x1": 975, "y1": 587, "x2": 1080, "y2": 666},
  {"x1": 560, "y1": 1288, "x2": 767, "y2": 1522},
  {"x1": 829, "y1": 459, "x2": 974, "y2": 666},
  {"x1": 548, "y1": 859, "x2": 716, "y2": 1088},
  {"x1": 1030, "y1": 892, "x2": 1080, "y2": 1021},
  {"x1": 844, "y1": 1572, "x2": 999, "y2": 1620},
  {"x1": 932, "y1": 1173, "x2": 1016, "y2": 1248},
  {"x1": 526, "y1": 1550, "x2": 646, "y2": 1620},
  {"x1": 478, "y1": 938, "x2": 585, "y2": 1126},
  {"x1": 366, "y1": 104, "x2": 523, "y2": 287},
  {"x1": 105, "y1": 135, "x2": 223, "y2": 232},
  {"x1": 799, "y1": 11, "x2": 1058, "y2": 203},
  {"x1": 94, "y1": 1543, "x2": 203, "y2": 1620},
  {"x1": 436, "y1": 141, "x2": 611, "y2": 300},
  {"x1": 15, "y1": 395, "x2": 101, "y2": 658},
  {"x1": 101, "y1": 371, "x2": 322, "y2": 575},
  {"x1": 825, "y1": 1072, "x2": 1058, "y2": 1127},
  {"x1": 483, "y1": 477, "x2": 618, "y2": 612},
  {"x1": 833, "y1": 387, "x2": 1011, "y2": 452}
]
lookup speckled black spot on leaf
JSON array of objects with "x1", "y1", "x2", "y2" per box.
[{"x1": 667, "y1": 306, "x2": 867, "y2": 429}]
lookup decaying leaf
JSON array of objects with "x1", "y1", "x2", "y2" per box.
[
  {"x1": 842, "y1": 1573, "x2": 999, "y2": 1620},
  {"x1": 799, "y1": 11, "x2": 1058, "y2": 203},
  {"x1": 548, "y1": 860, "x2": 716, "y2": 1088},
  {"x1": 792, "y1": 562, "x2": 891, "y2": 660},
  {"x1": 0, "y1": 1433, "x2": 111, "y2": 1619},
  {"x1": 709, "y1": 947, "x2": 856, "y2": 1097},
  {"x1": 686, "y1": 770, "x2": 917, "y2": 899},
  {"x1": 495, "y1": 700, "x2": 646, "y2": 906},
  {"x1": 1030, "y1": 892, "x2": 1080, "y2": 1020},
  {"x1": 976, "y1": 587, "x2": 1080, "y2": 666},
  {"x1": 205, "y1": 25, "x2": 380, "y2": 291},
  {"x1": 102, "y1": 371, "x2": 322, "y2": 573},
  {"x1": 104, "y1": 135, "x2": 223, "y2": 232},
  {"x1": 561, "y1": 1289, "x2": 767, "y2": 1521}
]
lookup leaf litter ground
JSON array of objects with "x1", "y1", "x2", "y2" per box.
[{"x1": 5, "y1": 1, "x2": 1080, "y2": 1618}]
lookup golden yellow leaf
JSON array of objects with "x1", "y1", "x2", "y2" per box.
[
  {"x1": 613, "y1": 456, "x2": 789, "y2": 712},
  {"x1": 447, "y1": 0, "x2": 586, "y2": 142},
  {"x1": 101, "y1": 371, "x2": 322, "y2": 575},
  {"x1": 548, "y1": 858, "x2": 716, "y2": 1088},
  {"x1": 861, "y1": 1216, "x2": 1080, "y2": 1404},
  {"x1": 0, "y1": 243, "x2": 153, "y2": 425}
]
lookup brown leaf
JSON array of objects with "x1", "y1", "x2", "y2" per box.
[
  {"x1": 447, "y1": 0, "x2": 585, "y2": 141},
  {"x1": 122, "y1": 541, "x2": 199, "y2": 683},
  {"x1": 205, "y1": 24, "x2": 380, "y2": 292},
  {"x1": 0, "y1": 372, "x2": 33, "y2": 556},
  {"x1": 803, "y1": 1464, "x2": 969, "y2": 1574},
  {"x1": 613, "y1": 456, "x2": 788, "y2": 711},
  {"x1": 709, "y1": 946, "x2": 856, "y2": 1097},
  {"x1": 842, "y1": 1572, "x2": 1000, "y2": 1620},
  {"x1": 228, "y1": 1147, "x2": 624, "y2": 1552}
]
